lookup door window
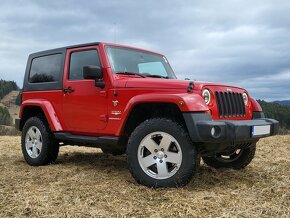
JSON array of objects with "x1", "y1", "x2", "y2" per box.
[{"x1": 69, "y1": 50, "x2": 101, "y2": 80}]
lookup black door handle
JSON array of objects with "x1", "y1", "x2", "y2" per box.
[{"x1": 63, "y1": 87, "x2": 74, "y2": 93}]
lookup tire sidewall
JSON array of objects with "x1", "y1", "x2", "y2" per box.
[{"x1": 203, "y1": 144, "x2": 256, "y2": 169}]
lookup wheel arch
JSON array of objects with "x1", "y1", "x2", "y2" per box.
[
  {"x1": 118, "y1": 102, "x2": 187, "y2": 147},
  {"x1": 19, "y1": 99, "x2": 63, "y2": 131},
  {"x1": 117, "y1": 93, "x2": 209, "y2": 137}
]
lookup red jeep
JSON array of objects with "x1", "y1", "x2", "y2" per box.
[{"x1": 16, "y1": 42, "x2": 278, "y2": 187}]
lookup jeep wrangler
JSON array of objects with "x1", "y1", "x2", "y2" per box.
[{"x1": 16, "y1": 42, "x2": 278, "y2": 187}]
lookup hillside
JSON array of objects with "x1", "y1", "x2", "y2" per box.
[
  {"x1": 0, "y1": 79, "x2": 18, "y2": 100},
  {"x1": 0, "y1": 135, "x2": 289, "y2": 217},
  {"x1": 258, "y1": 100, "x2": 290, "y2": 130},
  {"x1": 0, "y1": 90, "x2": 20, "y2": 124},
  {"x1": 273, "y1": 100, "x2": 290, "y2": 106},
  {"x1": 0, "y1": 80, "x2": 19, "y2": 126}
]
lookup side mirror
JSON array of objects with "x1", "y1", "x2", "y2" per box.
[{"x1": 83, "y1": 65, "x2": 103, "y2": 80}]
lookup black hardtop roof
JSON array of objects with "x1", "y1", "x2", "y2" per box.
[{"x1": 30, "y1": 42, "x2": 100, "y2": 57}]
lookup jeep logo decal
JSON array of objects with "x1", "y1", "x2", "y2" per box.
[{"x1": 112, "y1": 100, "x2": 118, "y2": 107}]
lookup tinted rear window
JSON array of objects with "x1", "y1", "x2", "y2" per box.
[{"x1": 29, "y1": 54, "x2": 62, "y2": 83}]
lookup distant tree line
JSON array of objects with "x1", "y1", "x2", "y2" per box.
[
  {"x1": 258, "y1": 100, "x2": 290, "y2": 130},
  {"x1": 0, "y1": 79, "x2": 18, "y2": 99}
]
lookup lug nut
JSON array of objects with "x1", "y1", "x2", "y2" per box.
[
  {"x1": 154, "y1": 149, "x2": 158, "y2": 152},
  {"x1": 164, "y1": 155, "x2": 167, "y2": 158},
  {"x1": 161, "y1": 148, "x2": 164, "y2": 151},
  {"x1": 153, "y1": 156, "x2": 157, "y2": 159},
  {"x1": 159, "y1": 160, "x2": 163, "y2": 163}
]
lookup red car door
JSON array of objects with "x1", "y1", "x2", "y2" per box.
[{"x1": 62, "y1": 46, "x2": 108, "y2": 134}]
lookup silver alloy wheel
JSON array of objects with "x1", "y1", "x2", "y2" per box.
[
  {"x1": 137, "y1": 131, "x2": 182, "y2": 180},
  {"x1": 215, "y1": 149, "x2": 243, "y2": 162},
  {"x1": 25, "y1": 126, "x2": 43, "y2": 159}
]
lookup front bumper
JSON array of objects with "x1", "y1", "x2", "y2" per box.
[{"x1": 183, "y1": 112, "x2": 279, "y2": 154}]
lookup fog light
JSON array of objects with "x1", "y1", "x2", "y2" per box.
[{"x1": 211, "y1": 126, "x2": 221, "y2": 138}]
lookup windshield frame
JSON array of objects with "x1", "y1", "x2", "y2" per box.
[{"x1": 105, "y1": 45, "x2": 177, "y2": 79}]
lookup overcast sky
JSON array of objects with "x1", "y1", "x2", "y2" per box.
[{"x1": 0, "y1": 0, "x2": 290, "y2": 101}]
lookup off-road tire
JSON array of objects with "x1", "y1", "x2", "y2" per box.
[
  {"x1": 21, "y1": 116, "x2": 59, "y2": 166},
  {"x1": 202, "y1": 144, "x2": 256, "y2": 170},
  {"x1": 127, "y1": 118, "x2": 199, "y2": 188}
]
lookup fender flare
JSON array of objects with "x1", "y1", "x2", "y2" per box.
[
  {"x1": 117, "y1": 93, "x2": 209, "y2": 135},
  {"x1": 250, "y1": 98, "x2": 262, "y2": 112},
  {"x1": 20, "y1": 99, "x2": 63, "y2": 131}
]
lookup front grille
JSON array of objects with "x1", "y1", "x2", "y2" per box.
[{"x1": 215, "y1": 91, "x2": 246, "y2": 118}]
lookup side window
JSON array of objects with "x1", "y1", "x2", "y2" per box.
[
  {"x1": 69, "y1": 50, "x2": 101, "y2": 80},
  {"x1": 29, "y1": 54, "x2": 62, "y2": 83}
]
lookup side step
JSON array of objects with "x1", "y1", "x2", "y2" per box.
[{"x1": 54, "y1": 132, "x2": 119, "y2": 147}]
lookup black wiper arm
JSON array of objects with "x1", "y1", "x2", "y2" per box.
[
  {"x1": 115, "y1": 71, "x2": 146, "y2": 78},
  {"x1": 145, "y1": 74, "x2": 169, "y2": 79}
]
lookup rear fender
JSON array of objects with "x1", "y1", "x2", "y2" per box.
[{"x1": 20, "y1": 99, "x2": 63, "y2": 131}]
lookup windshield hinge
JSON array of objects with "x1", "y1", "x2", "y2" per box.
[{"x1": 187, "y1": 81, "x2": 194, "y2": 92}]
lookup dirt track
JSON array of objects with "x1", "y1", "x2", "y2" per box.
[{"x1": 0, "y1": 135, "x2": 289, "y2": 217}]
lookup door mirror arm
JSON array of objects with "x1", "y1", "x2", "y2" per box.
[{"x1": 95, "y1": 80, "x2": 105, "y2": 89}]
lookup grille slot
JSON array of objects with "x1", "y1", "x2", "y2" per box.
[{"x1": 215, "y1": 91, "x2": 246, "y2": 118}]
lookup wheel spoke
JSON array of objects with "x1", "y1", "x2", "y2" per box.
[
  {"x1": 35, "y1": 142, "x2": 42, "y2": 150},
  {"x1": 140, "y1": 154, "x2": 156, "y2": 168},
  {"x1": 26, "y1": 140, "x2": 33, "y2": 149},
  {"x1": 166, "y1": 151, "x2": 180, "y2": 164},
  {"x1": 35, "y1": 129, "x2": 42, "y2": 141},
  {"x1": 32, "y1": 146, "x2": 38, "y2": 158},
  {"x1": 159, "y1": 136, "x2": 173, "y2": 151},
  {"x1": 157, "y1": 161, "x2": 168, "y2": 177},
  {"x1": 27, "y1": 128, "x2": 36, "y2": 139},
  {"x1": 142, "y1": 137, "x2": 158, "y2": 154}
]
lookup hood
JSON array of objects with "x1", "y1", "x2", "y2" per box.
[{"x1": 124, "y1": 78, "x2": 244, "y2": 91}]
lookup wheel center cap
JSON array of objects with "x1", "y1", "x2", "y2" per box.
[{"x1": 156, "y1": 151, "x2": 164, "y2": 159}]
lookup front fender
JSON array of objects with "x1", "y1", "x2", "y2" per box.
[
  {"x1": 20, "y1": 99, "x2": 63, "y2": 131},
  {"x1": 124, "y1": 93, "x2": 209, "y2": 113},
  {"x1": 117, "y1": 93, "x2": 209, "y2": 135},
  {"x1": 250, "y1": 98, "x2": 263, "y2": 112}
]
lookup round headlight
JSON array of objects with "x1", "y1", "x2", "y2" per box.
[
  {"x1": 202, "y1": 89, "x2": 211, "y2": 105},
  {"x1": 243, "y1": 93, "x2": 248, "y2": 105}
]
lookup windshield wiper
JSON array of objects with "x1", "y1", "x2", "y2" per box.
[
  {"x1": 145, "y1": 74, "x2": 169, "y2": 79},
  {"x1": 115, "y1": 71, "x2": 146, "y2": 78}
]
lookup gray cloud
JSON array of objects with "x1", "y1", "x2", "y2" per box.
[{"x1": 0, "y1": 0, "x2": 290, "y2": 101}]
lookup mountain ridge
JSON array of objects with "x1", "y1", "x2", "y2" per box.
[{"x1": 273, "y1": 100, "x2": 290, "y2": 106}]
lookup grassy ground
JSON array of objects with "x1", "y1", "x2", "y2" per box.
[{"x1": 0, "y1": 135, "x2": 289, "y2": 217}]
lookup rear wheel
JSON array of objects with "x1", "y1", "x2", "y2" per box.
[
  {"x1": 127, "y1": 118, "x2": 199, "y2": 188},
  {"x1": 202, "y1": 144, "x2": 256, "y2": 169},
  {"x1": 21, "y1": 116, "x2": 59, "y2": 166}
]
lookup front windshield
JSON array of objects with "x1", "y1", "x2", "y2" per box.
[{"x1": 106, "y1": 46, "x2": 176, "y2": 79}]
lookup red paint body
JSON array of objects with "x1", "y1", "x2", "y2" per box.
[{"x1": 20, "y1": 42, "x2": 262, "y2": 136}]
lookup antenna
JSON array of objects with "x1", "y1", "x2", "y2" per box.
[{"x1": 114, "y1": 22, "x2": 117, "y2": 43}]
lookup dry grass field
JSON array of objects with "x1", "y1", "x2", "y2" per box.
[{"x1": 0, "y1": 135, "x2": 289, "y2": 217}]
